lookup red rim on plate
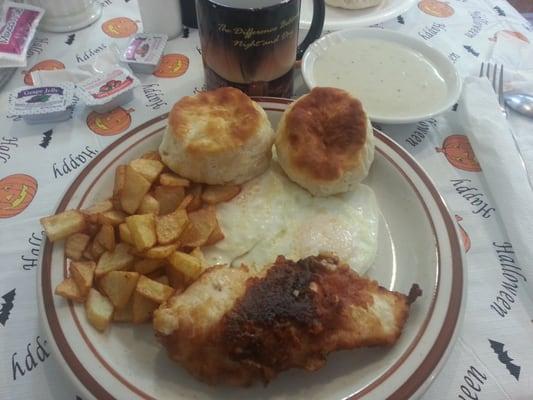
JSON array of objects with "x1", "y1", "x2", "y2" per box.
[{"x1": 40, "y1": 98, "x2": 463, "y2": 400}]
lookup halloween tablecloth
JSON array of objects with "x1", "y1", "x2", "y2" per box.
[{"x1": 1, "y1": 0, "x2": 533, "y2": 399}]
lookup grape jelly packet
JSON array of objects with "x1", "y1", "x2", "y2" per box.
[
  {"x1": 8, "y1": 83, "x2": 75, "y2": 124},
  {"x1": 0, "y1": 2, "x2": 44, "y2": 68}
]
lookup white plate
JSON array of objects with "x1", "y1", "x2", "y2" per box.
[
  {"x1": 301, "y1": 28, "x2": 462, "y2": 124},
  {"x1": 300, "y1": 0, "x2": 417, "y2": 31},
  {"x1": 38, "y1": 99, "x2": 464, "y2": 400}
]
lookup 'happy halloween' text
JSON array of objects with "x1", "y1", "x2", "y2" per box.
[
  {"x1": 52, "y1": 146, "x2": 98, "y2": 179},
  {"x1": 451, "y1": 179, "x2": 495, "y2": 218},
  {"x1": 490, "y1": 241, "x2": 527, "y2": 318}
]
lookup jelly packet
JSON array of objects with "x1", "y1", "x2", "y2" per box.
[
  {"x1": 121, "y1": 33, "x2": 168, "y2": 74},
  {"x1": 0, "y1": 2, "x2": 45, "y2": 68},
  {"x1": 8, "y1": 82, "x2": 75, "y2": 124},
  {"x1": 77, "y1": 67, "x2": 139, "y2": 113}
]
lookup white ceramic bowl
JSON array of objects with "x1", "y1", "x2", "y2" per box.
[
  {"x1": 302, "y1": 28, "x2": 462, "y2": 124},
  {"x1": 300, "y1": 0, "x2": 417, "y2": 31}
]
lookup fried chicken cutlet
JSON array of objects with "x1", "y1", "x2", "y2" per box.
[{"x1": 153, "y1": 254, "x2": 421, "y2": 386}]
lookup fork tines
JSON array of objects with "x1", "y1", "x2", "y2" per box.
[{"x1": 479, "y1": 62, "x2": 505, "y2": 109}]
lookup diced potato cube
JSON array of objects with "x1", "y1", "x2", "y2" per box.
[
  {"x1": 90, "y1": 239, "x2": 106, "y2": 260},
  {"x1": 168, "y1": 251, "x2": 203, "y2": 282},
  {"x1": 154, "y1": 275, "x2": 170, "y2": 286},
  {"x1": 82, "y1": 248, "x2": 95, "y2": 261},
  {"x1": 113, "y1": 298, "x2": 133, "y2": 322},
  {"x1": 40, "y1": 210, "x2": 86, "y2": 242},
  {"x1": 132, "y1": 291, "x2": 158, "y2": 323},
  {"x1": 129, "y1": 158, "x2": 165, "y2": 183},
  {"x1": 95, "y1": 224, "x2": 115, "y2": 251},
  {"x1": 165, "y1": 264, "x2": 186, "y2": 291},
  {"x1": 84, "y1": 222, "x2": 100, "y2": 237},
  {"x1": 186, "y1": 183, "x2": 203, "y2": 212},
  {"x1": 138, "y1": 194, "x2": 160, "y2": 215},
  {"x1": 69, "y1": 260, "x2": 95, "y2": 296},
  {"x1": 146, "y1": 268, "x2": 166, "y2": 280},
  {"x1": 126, "y1": 214, "x2": 156, "y2": 251},
  {"x1": 118, "y1": 223, "x2": 134, "y2": 245},
  {"x1": 144, "y1": 244, "x2": 177, "y2": 259},
  {"x1": 165, "y1": 264, "x2": 188, "y2": 294},
  {"x1": 112, "y1": 165, "x2": 127, "y2": 210},
  {"x1": 159, "y1": 172, "x2": 190, "y2": 187},
  {"x1": 65, "y1": 233, "x2": 91, "y2": 261},
  {"x1": 134, "y1": 258, "x2": 163, "y2": 275},
  {"x1": 97, "y1": 210, "x2": 127, "y2": 226},
  {"x1": 120, "y1": 166, "x2": 152, "y2": 214},
  {"x1": 136, "y1": 275, "x2": 174, "y2": 303},
  {"x1": 99, "y1": 271, "x2": 139, "y2": 309},
  {"x1": 205, "y1": 219, "x2": 225, "y2": 246},
  {"x1": 190, "y1": 247, "x2": 208, "y2": 268},
  {"x1": 140, "y1": 150, "x2": 161, "y2": 161},
  {"x1": 201, "y1": 185, "x2": 241, "y2": 205},
  {"x1": 177, "y1": 194, "x2": 193, "y2": 210},
  {"x1": 82, "y1": 200, "x2": 114, "y2": 223},
  {"x1": 153, "y1": 185, "x2": 185, "y2": 215},
  {"x1": 95, "y1": 243, "x2": 135, "y2": 277},
  {"x1": 155, "y1": 209, "x2": 189, "y2": 245},
  {"x1": 85, "y1": 289, "x2": 114, "y2": 332},
  {"x1": 55, "y1": 278, "x2": 85, "y2": 302},
  {"x1": 178, "y1": 207, "x2": 217, "y2": 247}
]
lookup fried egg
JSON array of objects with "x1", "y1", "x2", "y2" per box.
[{"x1": 203, "y1": 162, "x2": 379, "y2": 274}]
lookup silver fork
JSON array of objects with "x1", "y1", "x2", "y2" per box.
[{"x1": 479, "y1": 62, "x2": 533, "y2": 190}]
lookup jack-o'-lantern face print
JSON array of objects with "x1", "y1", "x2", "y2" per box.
[
  {"x1": 153, "y1": 54, "x2": 189, "y2": 78},
  {"x1": 0, "y1": 174, "x2": 38, "y2": 218},
  {"x1": 23, "y1": 59, "x2": 65, "y2": 86},
  {"x1": 489, "y1": 30, "x2": 529, "y2": 44},
  {"x1": 436, "y1": 135, "x2": 481, "y2": 172},
  {"x1": 87, "y1": 107, "x2": 134, "y2": 136},
  {"x1": 418, "y1": 0, "x2": 455, "y2": 17},
  {"x1": 102, "y1": 17, "x2": 138, "y2": 38}
]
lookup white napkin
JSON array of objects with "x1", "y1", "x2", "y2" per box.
[
  {"x1": 488, "y1": 32, "x2": 533, "y2": 180},
  {"x1": 460, "y1": 76, "x2": 533, "y2": 305}
]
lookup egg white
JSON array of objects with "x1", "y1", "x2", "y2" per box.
[{"x1": 203, "y1": 162, "x2": 379, "y2": 274}]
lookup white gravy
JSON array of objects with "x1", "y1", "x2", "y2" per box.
[{"x1": 313, "y1": 38, "x2": 448, "y2": 119}]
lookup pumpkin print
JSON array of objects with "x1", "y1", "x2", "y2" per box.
[
  {"x1": 153, "y1": 54, "x2": 189, "y2": 78},
  {"x1": 87, "y1": 107, "x2": 134, "y2": 136},
  {"x1": 0, "y1": 174, "x2": 38, "y2": 218},
  {"x1": 455, "y1": 215, "x2": 471, "y2": 253},
  {"x1": 418, "y1": 0, "x2": 454, "y2": 17},
  {"x1": 102, "y1": 17, "x2": 138, "y2": 38},
  {"x1": 489, "y1": 30, "x2": 529, "y2": 44},
  {"x1": 22, "y1": 59, "x2": 65, "y2": 86},
  {"x1": 436, "y1": 135, "x2": 481, "y2": 172}
]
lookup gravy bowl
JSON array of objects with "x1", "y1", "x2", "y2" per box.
[{"x1": 302, "y1": 28, "x2": 462, "y2": 124}]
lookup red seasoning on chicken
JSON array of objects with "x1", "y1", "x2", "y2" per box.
[{"x1": 153, "y1": 254, "x2": 421, "y2": 386}]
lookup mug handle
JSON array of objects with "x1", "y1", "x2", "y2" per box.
[{"x1": 296, "y1": 0, "x2": 325, "y2": 60}]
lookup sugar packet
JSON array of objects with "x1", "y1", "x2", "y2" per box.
[{"x1": 0, "y1": 2, "x2": 44, "y2": 68}]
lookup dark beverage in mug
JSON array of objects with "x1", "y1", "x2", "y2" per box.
[{"x1": 196, "y1": 0, "x2": 324, "y2": 98}]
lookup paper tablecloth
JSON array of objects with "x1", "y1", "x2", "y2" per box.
[{"x1": 0, "y1": 0, "x2": 532, "y2": 399}]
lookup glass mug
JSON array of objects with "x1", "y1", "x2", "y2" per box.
[{"x1": 196, "y1": 0, "x2": 325, "y2": 98}]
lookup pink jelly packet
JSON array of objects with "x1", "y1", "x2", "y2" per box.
[{"x1": 0, "y1": 2, "x2": 44, "y2": 68}]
